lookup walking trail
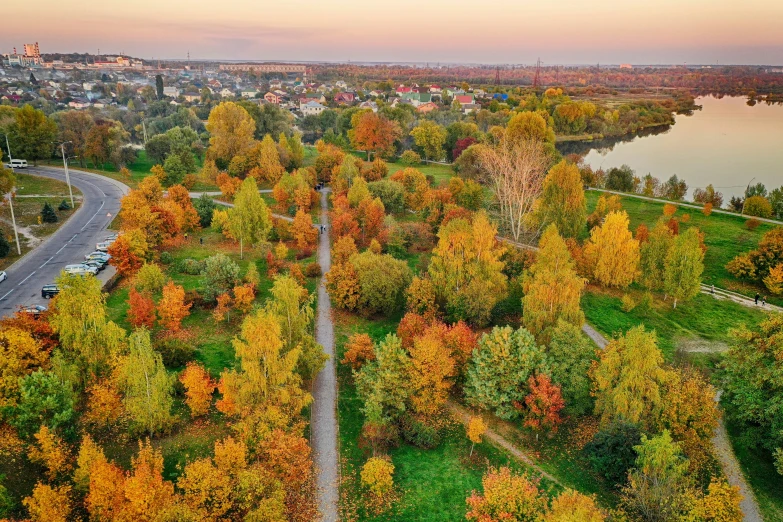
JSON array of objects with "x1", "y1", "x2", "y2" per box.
[
  {"x1": 311, "y1": 188, "x2": 339, "y2": 522},
  {"x1": 582, "y1": 325, "x2": 763, "y2": 521}
]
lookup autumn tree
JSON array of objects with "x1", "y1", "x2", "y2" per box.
[
  {"x1": 206, "y1": 101, "x2": 256, "y2": 165},
  {"x1": 29, "y1": 425, "x2": 71, "y2": 481},
  {"x1": 467, "y1": 415, "x2": 487, "y2": 457},
  {"x1": 405, "y1": 276, "x2": 439, "y2": 318},
  {"x1": 128, "y1": 288, "x2": 156, "y2": 329},
  {"x1": 117, "y1": 329, "x2": 175, "y2": 436},
  {"x1": 466, "y1": 467, "x2": 547, "y2": 522},
  {"x1": 81, "y1": 380, "x2": 125, "y2": 434},
  {"x1": 584, "y1": 210, "x2": 640, "y2": 288},
  {"x1": 543, "y1": 490, "x2": 606, "y2": 522},
  {"x1": 465, "y1": 326, "x2": 545, "y2": 420},
  {"x1": 523, "y1": 373, "x2": 565, "y2": 436},
  {"x1": 157, "y1": 281, "x2": 190, "y2": 331},
  {"x1": 428, "y1": 212, "x2": 507, "y2": 326},
  {"x1": 522, "y1": 225, "x2": 585, "y2": 339},
  {"x1": 360, "y1": 457, "x2": 395, "y2": 497},
  {"x1": 325, "y1": 260, "x2": 360, "y2": 312},
  {"x1": 342, "y1": 333, "x2": 375, "y2": 371},
  {"x1": 23, "y1": 483, "x2": 72, "y2": 522},
  {"x1": 390, "y1": 167, "x2": 429, "y2": 211},
  {"x1": 228, "y1": 177, "x2": 273, "y2": 258},
  {"x1": 292, "y1": 209, "x2": 318, "y2": 249},
  {"x1": 121, "y1": 440, "x2": 177, "y2": 518},
  {"x1": 107, "y1": 233, "x2": 145, "y2": 275},
  {"x1": 639, "y1": 220, "x2": 674, "y2": 292},
  {"x1": 349, "y1": 110, "x2": 401, "y2": 160},
  {"x1": 0, "y1": 327, "x2": 48, "y2": 410},
  {"x1": 622, "y1": 430, "x2": 695, "y2": 522},
  {"x1": 134, "y1": 262, "x2": 167, "y2": 294},
  {"x1": 407, "y1": 329, "x2": 456, "y2": 418},
  {"x1": 478, "y1": 138, "x2": 549, "y2": 241},
  {"x1": 349, "y1": 250, "x2": 413, "y2": 316},
  {"x1": 663, "y1": 227, "x2": 705, "y2": 307},
  {"x1": 687, "y1": 479, "x2": 743, "y2": 522},
  {"x1": 180, "y1": 362, "x2": 216, "y2": 417},
  {"x1": 534, "y1": 160, "x2": 587, "y2": 238},
  {"x1": 410, "y1": 120, "x2": 447, "y2": 161},
  {"x1": 591, "y1": 326, "x2": 670, "y2": 430}
]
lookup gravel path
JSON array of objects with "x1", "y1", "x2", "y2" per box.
[
  {"x1": 311, "y1": 188, "x2": 339, "y2": 522},
  {"x1": 583, "y1": 323, "x2": 762, "y2": 521}
]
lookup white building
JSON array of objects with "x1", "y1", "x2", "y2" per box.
[
  {"x1": 301, "y1": 101, "x2": 326, "y2": 116},
  {"x1": 163, "y1": 86, "x2": 180, "y2": 97}
]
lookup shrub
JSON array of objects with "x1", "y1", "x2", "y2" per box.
[
  {"x1": 584, "y1": 421, "x2": 643, "y2": 488},
  {"x1": 702, "y1": 202, "x2": 713, "y2": 216},
  {"x1": 360, "y1": 457, "x2": 395, "y2": 497},
  {"x1": 0, "y1": 233, "x2": 10, "y2": 258},
  {"x1": 621, "y1": 294, "x2": 636, "y2": 312},
  {"x1": 399, "y1": 150, "x2": 421, "y2": 166},
  {"x1": 58, "y1": 200, "x2": 71, "y2": 211},
  {"x1": 155, "y1": 334, "x2": 196, "y2": 368},
  {"x1": 304, "y1": 262, "x2": 322, "y2": 277},
  {"x1": 134, "y1": 262, "x2": 167, "y2": 294},
  {"x1": 178, "y1": 258, "x2": 204, "y2": 275},
  {"x1": 663, "y1": 203, "x2": 677, "y2": 217},
  {"x1": 400, "y1": 415, "x2": 442, "y2": 449},
  {"x1": 159, "y1": 251, "x2": 174, "y2": 264},
  {"x1": 745, "y1": 218, "x2": 761, "y2": 231},
  {"x1": 743, "y1": 195, "x2": 772, "y2": 218}
]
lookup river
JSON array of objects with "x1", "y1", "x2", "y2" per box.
[{"x1": 559, "y1": 96, "x2": 783, "y2": 201}]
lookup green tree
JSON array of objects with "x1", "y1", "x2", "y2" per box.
[
  {"x1": 356, "y1": 334, "x2": 411, "y2": 428},
  {"x1": 622, "y1": 430, "x2": 694, "y2": 521},
  {"x1": 10, "y1": 370, "x2": 76, "y2": 438},
  {"x1": 349, "y1": 251, "x2": 413, "y2": 316},
  {"x1": 162, "y1": 154, "x2": 187, "y2": 186},
  {"x1": 194, "y1": 193, "x2": 217, "y2": 228},
  {"x1": 584, "y1": 421, "x2": 643, "y2": 488},
  {"x1": 228, "y1": 177, "x2": 272, "y2": 258},
  {"x1": 202, "y1": 253, "x2": 241, "y2": 302},
  {"x1": 410, "y1": 120, "x2": 447, "y2": 162},
  {"x1": 639, "y1": 221, "x2": 674, "y2": 292},
  {"x1": 534, "y1": 161, "x2": 586, "y2": 238},
  {"x1": 465, "y1": 326, "x2": 545, "y2": 420},
  {"x1": 522, "y1": 225, "x2": 585, "y2": 339},
  {"x1": 545, "y1": 321, "x2": 596, "y2": 416},
  {"x1": 591, "y1": 326, "x2": 669, "y2": 430},
  {"x1": 155, "y1": 75, "x2": 164, "y2": 100},
  {"x1": 117, "y1": 328, "x2": 175, "y2": 436},
  {"x1": 663, "y1": 228, "x2": 704, "y2": 308},
  {"x1": 41, "y1": 202, "x2": 58, "y2": 223},
  {"x1": 9, "y1": 105, "x2": 57, "y2": 165}
]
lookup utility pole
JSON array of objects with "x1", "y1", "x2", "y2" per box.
[
  {"x1": 3, "y1": 134, "x2": 21, "y2": 255},
  {"x1": 60, "y1": 142, "x2": 75, "y2": 208}
]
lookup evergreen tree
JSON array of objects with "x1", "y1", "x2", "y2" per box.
[
  {"x1": 155, "y1": 74, "x2": 164, "y2": 100},
  {"x1": 0, "y1": 231, "x2": 9, "y2": 258},
  {"x1": 41, "y1": 202, "x2": 58, "y2": 223}
]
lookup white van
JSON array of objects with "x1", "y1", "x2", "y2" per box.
[
  {"x1": 64, "y1": 264, "x2": 98, "y2": 276},
  {"x1": 4, "y1": 159, "x2": 28, "y2": 169}
]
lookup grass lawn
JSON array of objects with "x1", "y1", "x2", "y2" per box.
[
  {"x1": 726, "y1": 420, "x2": 783, "y2": 522},
  {"x1": 581, "y1": 286, "x2": 767, "y2": 361},
  {"x1": 335, "y1": 313, "x2": 561, "y2": 522},
  {"x1": 586, "y1": 190, "x2": 781, "y2": 306},
  {"x1": 0, "y1": 173, "x2": 82, "y2": 270}
]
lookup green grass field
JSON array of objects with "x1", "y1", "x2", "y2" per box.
[{"x1": 586, "y1": 190, "x2": 781, "y2": 305}]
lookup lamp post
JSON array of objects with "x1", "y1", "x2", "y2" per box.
[
  {"x1": 59, "y1": 142, "x2": 75, "y2": 208},
  {"x1": 2, "y1": 134, "x2": 21, "y2": 255}
]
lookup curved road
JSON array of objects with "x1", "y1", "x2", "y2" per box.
[{"x1": 0, "y1": 167, "x2": 128, "y2": 317}]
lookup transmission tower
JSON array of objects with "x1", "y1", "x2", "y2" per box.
[
  {"x1": 533, "y1": 58, "x2": 541, "y2": 89},
  {"x1": 494, "y1": 66, "x2": 501, "y2": 86}
]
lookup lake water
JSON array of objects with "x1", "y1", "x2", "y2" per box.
[{"x1": 561, "y1": 96, "x2": 783, "y2": 201}]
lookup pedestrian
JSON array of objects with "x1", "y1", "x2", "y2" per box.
[
  {"x1": 755, "y1": 293, "x2": 760, "y2": 305},
  {"x1": 711, "y1": 284, "x2": 715, "y2": 295},
  {"x1": 200, "y1": 237, "x2": 203, "y2": 245},
  {"x1": 762, "y1": 296, "x2": 767, "y2": 307},
  {"x1": 184, "y1": 232, "x2": 189, "y2": 242}
]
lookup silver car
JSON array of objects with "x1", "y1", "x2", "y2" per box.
[{"x1": 0, "y1": 271, "x2": 7, "y2": 283}]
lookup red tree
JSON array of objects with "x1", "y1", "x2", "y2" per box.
[
  {"x1": 453, "y1": 137, "x2": 477, "y2": 160},
  {"x1": 522, "y1": 374, "x2": 565, "y2": 435},
  {"x1": 127, "y1": 288, "x2": 156, "y2": 329}
]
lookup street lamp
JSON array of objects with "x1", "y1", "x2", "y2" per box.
[
  {"x1": 58, "y1": 142, "x2": 75, "y2": 208},
  {"x1": 2, "y1": 134, "x2": 22, "y2": 256}
]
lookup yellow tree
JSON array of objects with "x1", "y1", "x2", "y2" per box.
[
  {"x1": 74, "y1": 434, "x2": 108, "y2": 492},
  {"x1": 590, "y1": 326, "x2": 670, "y2": 430},
  {"x1": 533, "y1": 160, "x2": 587, "y2": 238},
  {"x1": 687, "y1": 479, "x2": 743, "y2": 522},
  {"x1": 157, "y1": 281, "x2": 191, "y2": 331},
  {"x1": 121, "y1": 439, "x2": 177, "y2": 518},
  {"x1": 466, "y1": 466, "x2": 547, "y2": 521},
  {"x1": 292, "y1": 209, "x2": 318, "y2": 249},
  {"x1": 360, "y1": 457, "x2": 395, "y2": 497},
  {"x1": 522, "y1": 224, "x2": 585, "y2": 339},
  {"x1": 428, "y1": 211, "x2": 507, "y2": 326},
  {"x1": 349, "y1": 110, "x2": 401, "y2": 160},
  {"x1": 584, "y1": 210, "x2": 640, "y2": 288},
  {"x1": 0, "y1": 327, "x2": 48, "y2": 409},
  {"x1": 29, "y1": 425, "x2": 71, "y2": 481},
  {"x1": 544, "y1": 490, "x2": 606, "y2": 522},
  {"x1": 467, "y1": 416, "x2": 487, "y2": 457},
  {"x1": 228, "y1": 176, "x2": 273, "y2": 258},
  {"x1": 408, "y1": 330, "x2": 456, "y2": 419},
  {"x1": 410, "y1": 120, "x2": 447, "y2": 161},
  {"x1": 180, "y1": 362, "x2": 216, "y2": 417},
  {"x1": 205, "y1": 101, "x2": 256, "y2": 165},
  {"x1": 663, "y1": 227, "x2": 705, "y2": 308},
  {"x1": 23, "y1": 483, "x2": 73, "y2": 522}
]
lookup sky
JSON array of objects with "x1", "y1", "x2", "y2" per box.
[{"x1": 4, "y1": 0, "x2": 783, "y2": 65}]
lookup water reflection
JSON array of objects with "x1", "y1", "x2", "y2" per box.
[{"x1": 557, "y1": 125, "x2": 673, "y2": 157}]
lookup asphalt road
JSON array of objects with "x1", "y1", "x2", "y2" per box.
[{"x1": 0, "y1": 166, "x2": 128, "y2": 317}]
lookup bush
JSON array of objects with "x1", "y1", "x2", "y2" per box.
[
  {"x1": 745, "y1": 218, "x2": 761, "y2": 231},
  {"x1": 134, "y1": 263, "x2": 167, "y2": 294},
  {"x1": 178, "y1": 258, "x2": 204, "y2": 275},
  {"x1": 41, "y1": 202, "x2": 58, "y2": 223},
  {"x1": 202, "y1": 253, "x2": 241, "y2": 301},
  {"x1": 400, "y1": 415, "x2": 442, "y2": 449},
  {"x1": 621, "y1": 294, "x2": 636, "y2": 312},
  {"x1": 0, "y1": 232, "x2": 9, "y2": 258},
  {"x1": 399, "y1": 150, "x2": 421, "y2": 166},
  {"x1": 160, "y1": 251, "x2": 174, "y2": 264},
  {"x1": 304, "y1": 262, "x2": 322, "y2": 277},
  {"x1": 350, "y1": 251, "x2": 413, "y2": 316},
  {"x1": 743, "y1": 195, "x2": 772, "y2": 218},
  {"x1": 155, "y1": 334, "x2": 196, "y2": 368},
  {"x1": 584, "y1": 421, "x2": 643, "y2": 488},
  {"x1": 58, "y1": 199, "x2": 71, "y2": 211},
  {"x1": 368, "y1": 180, "x2": 406, "y2": 214}
]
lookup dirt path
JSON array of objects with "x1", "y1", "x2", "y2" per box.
[
  {"x1": 584, "y1": 324, "x2": 763, "y2": 521},
  {"x1": 311, "y1": 188, "x2": 339, "y2": 522},
  {"x1": 0, "y1": 216, "x2": 41, "y2": 248},
  {"x1": 448, "y1": 401, "x2": 563, "y2": 487}
]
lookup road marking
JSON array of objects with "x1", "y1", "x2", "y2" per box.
[
  {"x1": 39, "y1": 256, "x2": 54, "y2": 269},
  {"x1": 81, "y1": 200, "x2": 106, "y2": 231},
  {"x1": 0, "y1": 289, "x2": 13, "y2": 301},
  {"x1": 17, "y1": 271, "x2": 36, "y2": 286}
]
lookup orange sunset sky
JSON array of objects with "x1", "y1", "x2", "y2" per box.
[{"x1": 3, "y1": 0, "x2": 783, "y2": 64}]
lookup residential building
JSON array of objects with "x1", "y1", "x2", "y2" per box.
[
  {"x1": 335, "y1": 80, "x2": 348, "y2": 89},
  {"x1": 417, "y1": 102, "x2": 438, "y2": 114},
  {"x1": 359, "y1": 100, "x2": 378, "y2": 112},
  {"x1": 163, "y1": 86, "x2": 180, "y2": 97},
  {"x1": 265, "y1": 91, "x2": 285, "y2": 104},
  {"x1": 301, "y1": 100, "x2": 326, "y2": 116},
  {"x1": 183, "y1": 92, "x2": 201, "y2": 103},
  {"x1": 220, "y1": 88, "x2": 235, "y2": 98},
  {"x1": 454, "y1": 94, "x2": 475, "y2": 105},
  {"x1": 241, "y1": 89, "x2": 259, "y2": 98},
  {"x1": 333, "y1": 92, "x2": 356, "y2": 104}
]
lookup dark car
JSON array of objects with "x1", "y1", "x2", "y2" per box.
[{"x1": 42, "y1": 284, "x2": 60, "y2": 298}]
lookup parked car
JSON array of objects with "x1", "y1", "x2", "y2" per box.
[
  {"x1": 3, "y1": 159, "x2": 28, "y2": 169},
  {"x1": 84, "y1": 260, "x2": 105, "y2": 272},
  {"x1": 104, "y1": 234, "x2": 118, "y2": 242},
  {"x1": 41, "y1": 284, "x2": 60, "y2": 298},
  {"x1": 95, "y1": 241, "x2": 113, "y2": 252},
  {"x1": 0, "y1": 271, "x2": 7, "y2": 283},
  {"x1": 85, "y1": 252, "x2": 111, "y2": 262},
  {"x1": 21, "y1": 305, "x2": 47, "y2": 315},
  {"x1": 64, "y1": 264, "x2": 98, "y2": 276}
]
